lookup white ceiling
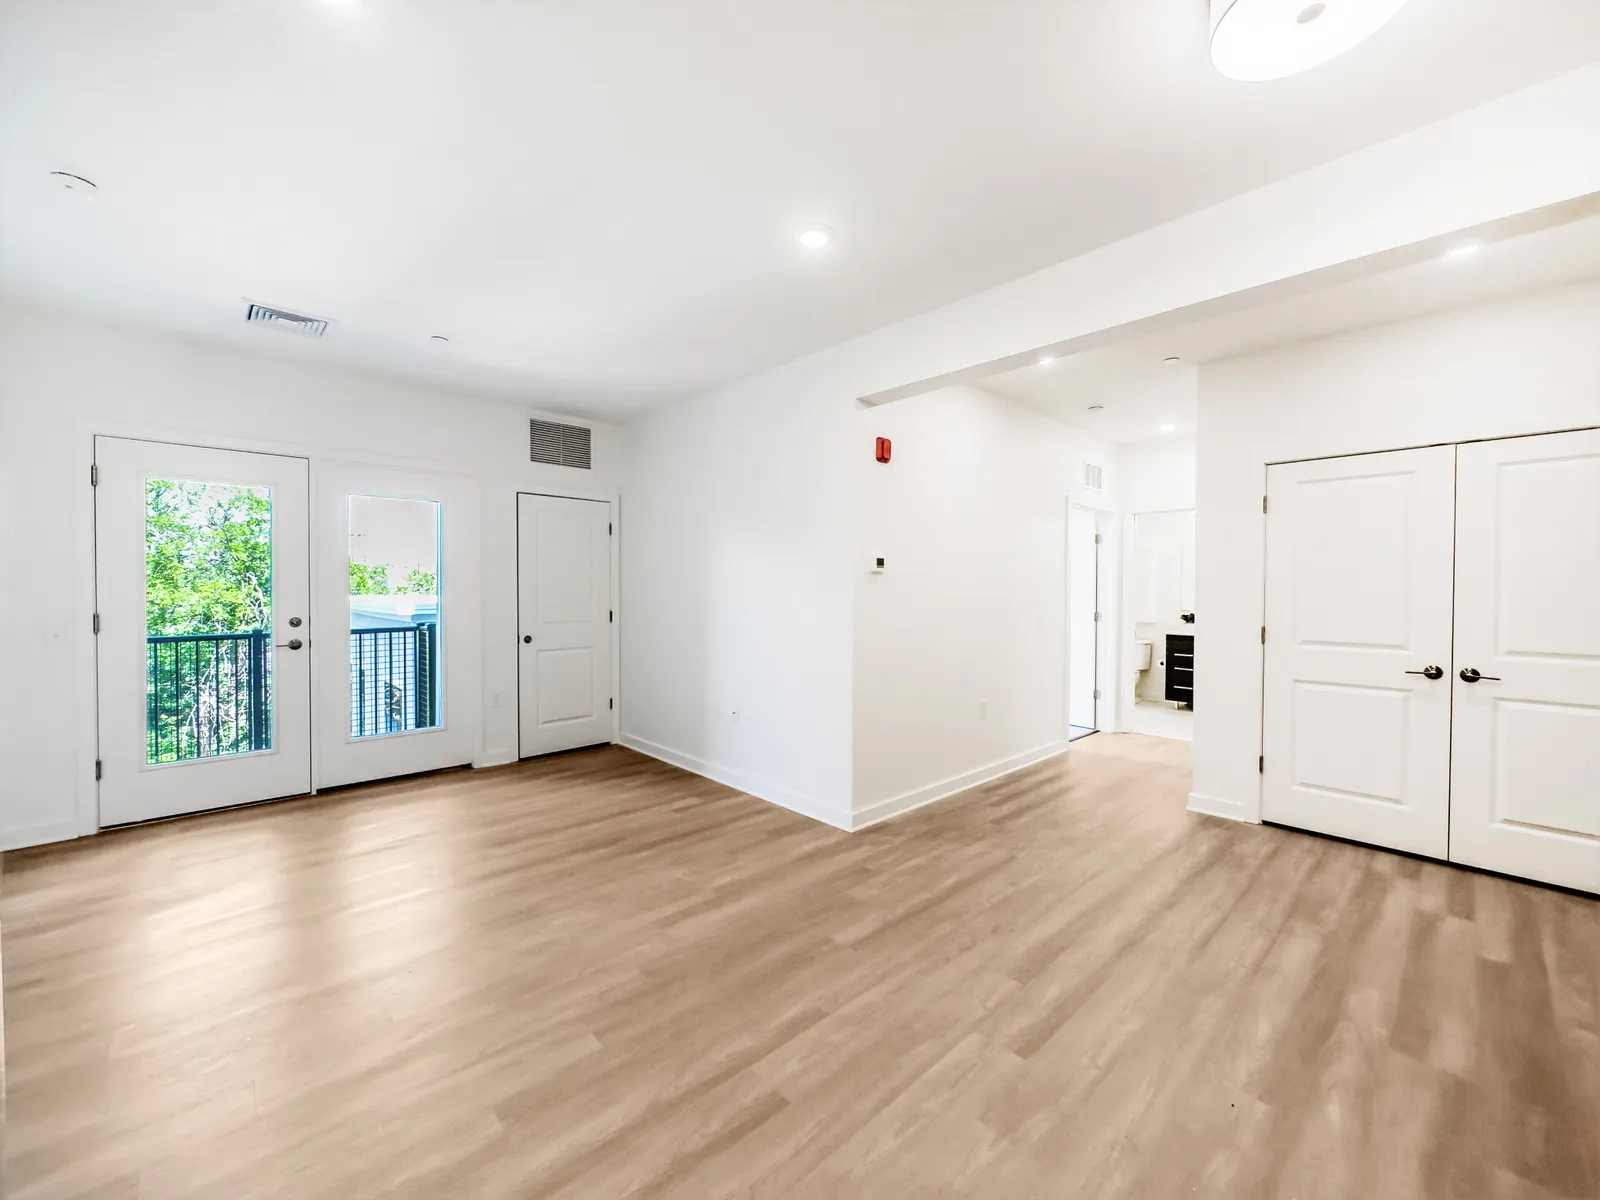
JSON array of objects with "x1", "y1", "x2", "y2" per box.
[
  {"x1": 980, "y1": 209, "x2": 1600, "y2": 444},
  {"x1": 4, "y1": 1, "x2": 1599, "y2": 421}
]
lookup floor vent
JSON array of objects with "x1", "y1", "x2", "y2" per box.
[
  {"x1": 1084, "y1": 461, "x2": 1104, "y2": 490},
  {"x1": 245, "y1": 303, "x2": 328, "y2": 338},
  {"x1": 530, "y1": 419, "x2": 592, "y2": 469}
]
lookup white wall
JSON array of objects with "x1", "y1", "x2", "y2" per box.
[
  {"x1": 0, "y1": 304, "x2": 622, "y2": 849},
  {"x1": 1193, "y1": 279, "x2": 1600, "y2": 822},
  {"x1": 618, "y1": 353, "x2": 857, "y2": 828},
  {"x1": 1121, "y1": 438, "x2": 1197, "y2": 515},
  {"x1": 619, "y1": 68, "x2": 1600, "y2": 828},
  {"x1": 851, "y1": 385, "x2": 1117, "y2": 825}
]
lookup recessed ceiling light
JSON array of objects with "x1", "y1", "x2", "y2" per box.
[
  {"x1": 1162, "y1": 356, "x2": 1181, "y2": 365},
  {"x1": 1037, "y1": 355, "x2": 1055, "y2": 367},
  {"x1": 1210, "y1": 0, "x2": 1413, "y2": 82},
  {"x1": 1443, "y1": 242, "x2": 1480, "y2": 261},
  {"x1": 429, "y1": 335, "x2": 450, "y2": 343},
  {"x1": 797, "y1": 226, "x2": 832, "y2": 250},
  {"x1": 1160, "y1": 423, "x2": 1177, "y2": 433},
  {"x1": 1087, "y1": 404, "x2": 1105, "y2": 413}
]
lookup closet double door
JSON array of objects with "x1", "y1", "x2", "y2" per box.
[{"x1": 1263, "y1": 429, "x2": 1600, "y2": 894}]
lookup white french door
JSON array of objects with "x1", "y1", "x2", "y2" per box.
[
  {"x1": 95, "y1": 437, "x2": 311, "y2": 825},
  {"x1": 312, "y1": 463, "x2": 480, "y2": 789},
  {"x1": 1448, "y1": 430, "x2": 1600, "y2": 893},
  {"x1": 517, "y1": 493, "x2": 612, "y2": 757},
  {"x1": 1262, "y1": 446, "x2": 1456, "y2": 859}
]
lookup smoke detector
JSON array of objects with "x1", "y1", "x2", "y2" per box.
[{"x1": 244, "y1": 302, "x2": 329, "y2": 338}]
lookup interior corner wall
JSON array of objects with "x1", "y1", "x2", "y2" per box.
[
  {"x1": 851, "y1": 385, "x2": 1118, "y2": 826},
  {"x1": 617, "y1": 357, "x2": 857, "y2": 830},
  {"x1": 0, "y1": 304, "x2": 623, "y2": 850},
  {"x1": 1193, "y1": 279, "x2": 1600, "y2": 823}
]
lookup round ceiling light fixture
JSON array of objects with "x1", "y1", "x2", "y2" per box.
[
  {"x1": 1209, "y1": 0, "x2": 1413, "y2": 82},
  {"x1": 797, "y1": 225, "x2": 833, "y2": 250},
  {"x1": 1037, "y1": 355, "x2": 1055, "y2": 367},
  {"x1": 1162, "y1": 355, "x2": 1182, "y2": 365},
  {"x1": 49, "y1": 170, "x2": 98, "y2": 195},
  {"x1": 1160, "y1": 423, "x2": 1178, "y2": 433},
  {"x1": 1087, "y1": 404, "x2": 1105, "y2": 413},
  {"x1": 429, "y1": 334, "x2": 450, "y2": 342}
]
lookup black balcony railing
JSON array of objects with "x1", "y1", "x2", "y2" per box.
[
  {"x1": 147, "y1": 630, "x2": 271, "y2": 763},
  {"x1": 145, "y1": 623, "x2": 441, "y2": 764},
  {"x1": 350, "y1": 623, "x2": 439, "y2": 738}
]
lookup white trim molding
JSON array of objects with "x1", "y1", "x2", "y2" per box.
[
  {"x1": 852, "y1": 740, "x2": 1070, "y2": 831},
  {"x1": 1186, "y1": 791, "x2": 1257, "y2": 823},
  {"x1": 618, "y1": 735, "x2": 852, "y2": 831}
]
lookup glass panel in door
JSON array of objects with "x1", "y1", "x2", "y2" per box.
[
  {"x1": 347, "y1": 495, "x2": 442, "y2": 738},
  {"x1": 144, "y1": 479, "x2": 275, "y2": 762}
]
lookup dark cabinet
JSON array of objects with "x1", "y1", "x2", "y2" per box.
[{"x1": 1165, "y1": 633, "x2": 1193, "y2": 709}]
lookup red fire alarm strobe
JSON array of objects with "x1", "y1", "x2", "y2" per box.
[{"x1": 875, "y1": 437, "x2": 891, "y2": 463}]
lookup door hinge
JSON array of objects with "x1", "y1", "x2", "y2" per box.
[
  {"x1": 1093, "y1": 688, "x2": 1102, "y2": 700},
  {"x1": 1258, "y1": 755, "x2": 1265, "y2": 774},
  {"x1": 90, "y1": 463, "x2": 99, "y2": 487},
  {"x1": 1094, "y1": 533, "x2": 1102, "y2": 544},
  {"x1": 1260, "y1": 625, "x2": 1266, "y2": 645},
  {"x1": 609, "y1": 698, "x2": 614, "y2": 710},
  {"x1": 609, "y1": 610, "x2": 614, "y2": 623},
  {"x1": 1093, "y1": 611, "x2": 1102, "y2": 622},
  {"x1": 95, "y1": 758, "x2": 103, "y2": 781},
  {"x1": 93, "y1": 612, "x2": 101, "y2": 635},
  {"x1": 608, "y1": 522, "x2": 613, "y2": 535},
  {"x1": 1262, "y1": 495, "x2": 1268, "y2": 514}
]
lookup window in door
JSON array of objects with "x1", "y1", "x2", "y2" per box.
[
  {"x1": 145, "y1": 479, "x2": 274, "y2": 763},
  {"x1": 347, "y1": 495, "x2": 442, "y2": 738}
]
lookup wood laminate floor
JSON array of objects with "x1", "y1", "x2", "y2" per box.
[{"x1": 3, "y1": 736, "x2": 1597, "y2": 1199}]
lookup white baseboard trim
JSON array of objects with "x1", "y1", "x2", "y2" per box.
[
  {"x1": 1186, "y1": 792, "x2": 1257, "y2": 823},
  {"x1": 852, "y1": 740, "x2": 1070, "y2": 831},
  {"x1": 618, "y1": 735, "x2": 852, "y2": 831},
  {"x1": 473, "y1": 748, "x2": 518, "y2": 769},
  {"x1": 2, "y1": 819, "x2": 86, "y2": 852}
]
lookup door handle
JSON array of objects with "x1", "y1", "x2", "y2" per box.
[
  {"x1": 277, "y1": 638, "x2": 304, "y2": 650},
  {"x1": 1404, "y1": 665, "x2": 1444, "y2": 680},
  {"x1": 523, "y1": 635, "x2": 532, "y2": 644},
  {"x1": 1459, "y1": 667, "x2": 1500, "y2": 683}
]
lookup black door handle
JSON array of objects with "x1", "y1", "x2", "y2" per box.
[
  {"x1": 1459, "y1": 667, "x2": 1501, "y2": 683},
  {"x1": 523, "y1": 635, "x2": 532, "y2": 644},
  {"x1": 1405, "y1": 665, "x2": 1444, "y2": 680}
]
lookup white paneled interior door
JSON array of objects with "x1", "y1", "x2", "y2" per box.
[
  {"x1": 1262, "y1": 446, "x2": 1456, "y2": 858},
  {"x1": 517, "y1": 493, "x2": 613, "y2": 757},
  {"x1": 1448, "y1": 430, "x2": 1600, "y2": 893}
]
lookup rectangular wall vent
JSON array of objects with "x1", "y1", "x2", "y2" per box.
[
  {"x1": 530, "y1": 418, "x2": 592, "y2": 469},
  {"x1": 1084, "y1": 461, "x2": 1104, "y2": 490},
  {"x1": 245, "y1": 303, "x2": 328, "y2": 338}
]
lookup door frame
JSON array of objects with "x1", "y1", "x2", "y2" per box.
[
  {"x1": 80, "y1": 418, "x2": 484, "y2": 836},
  {"x1": 1067, "y1": 501, "x2": 1110, "y2": 736},
  {"x1": 514, "y1": 490, "x2": 621, "y2": 759}
]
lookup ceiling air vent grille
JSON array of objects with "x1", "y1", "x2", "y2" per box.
[
  {"x1": 1084, "y1": 462, "x2": 1104, "y2": 491},
  {"x1": 245, "y1": 303, "x2": 328, "y2": 338},
  {"x1": 530, "y1": 419, "x2": 592, "y2": 470}
]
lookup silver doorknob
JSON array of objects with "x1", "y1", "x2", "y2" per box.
[
  {"x1": 1404, "y1": 665, "x2": 1444, "y2": 680},
  {"x1": 1459, "y1": 667, "x2": 1500, "y2": 683}
]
